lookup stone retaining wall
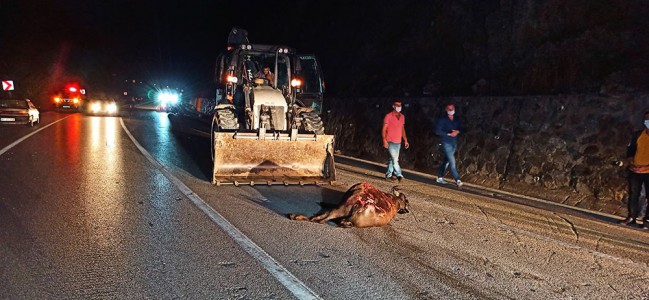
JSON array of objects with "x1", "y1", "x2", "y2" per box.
[{"x1": 323, "y1": 94, "x2": 649, "y2": 216}]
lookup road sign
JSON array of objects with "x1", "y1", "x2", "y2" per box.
[{"x1": 2, "y1": 80, "x2": 14, "y2": 91}]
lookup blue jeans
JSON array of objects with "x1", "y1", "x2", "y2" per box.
[
  {"x1": 438, "y1": 142, "x2": 460, "y2": 181},
  {"x1": 386, "y1": 142, "x2": 403, "y2": 178}
]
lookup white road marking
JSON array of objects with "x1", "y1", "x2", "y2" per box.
[
  {"x1": 119, "y1": 118, "x2": 322, "y2": 300},
  {"x1": 0, "y1": 115, "x2": 71, "y2": 157}
]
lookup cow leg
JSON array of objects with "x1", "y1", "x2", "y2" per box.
[
  {"x1": 308, "y1": 211, "x2": 330, "y2": 222},
  {"x1": 313, "y1": 206, "x2": 353, "y2": 224},
  {"x1": 289, "y1": 210, "x2": 342, "y2": 224}
]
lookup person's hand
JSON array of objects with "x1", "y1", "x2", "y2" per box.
[
  {"x1": 449, "y1": 130, "x2": 459, "y2": 137},
  {"x1": 383, "y1": 140, "x2": 388, "y2": 149},
  {"x1": 404, "y1": 141, "x2": 410, "y2": 149},
  {"x1": 630, "y1": 164, "x2": 649, "y2": 173}
]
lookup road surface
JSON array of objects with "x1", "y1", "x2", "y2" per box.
[{"x1": 1, "y1": 111, "x2": 648, "y2": 299}]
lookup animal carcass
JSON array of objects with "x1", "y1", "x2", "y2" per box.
[{"x1": 288, "y1": 183, "x2": 410, "y2": 228}]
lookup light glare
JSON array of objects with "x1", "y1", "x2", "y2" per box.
[{"x1": 157, "y1": 92, "x2": 179, "y2": 105}]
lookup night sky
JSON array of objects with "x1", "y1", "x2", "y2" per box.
[
  {"x1": 1, "y1": 0, "x2": 647, "y2": 103},
  {"x1": 0, "y1": 0, "x2": 390, "y2": 99}
]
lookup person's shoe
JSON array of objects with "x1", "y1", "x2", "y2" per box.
[
  {"x1": 456, "y1": 180, "x2": 464, "y2": 187},
  {"x1": 397, "y1": 176, "x2": 404, "y2": 183},
  {"x1": 435, "y1": 177, "x2": 448, "y2": 184},
  {"x1": 618, "y1": 217, "x2": 637, "y2": 226},
  {"x1": 386, "y1": 176, "x2": 397, "y2": 182},
  {"x1": 642, "y1": 219, "x2": 649, "y2": 230}
]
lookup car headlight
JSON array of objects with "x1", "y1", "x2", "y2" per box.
[
  {"x1": 157, "y1": 92, "x2": 179, "y2": 105},
  {"x1": 91, "y1": 103, "x2": 101, "y2": 112},
  {"x1": 107, "y1": 103, "x2": 117, "y2": 113}
]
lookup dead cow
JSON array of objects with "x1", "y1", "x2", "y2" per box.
[{"x1": 288, "y1": 183, "x2": 410, "y2": 228}]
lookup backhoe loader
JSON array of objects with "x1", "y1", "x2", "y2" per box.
[{"x1": 168, "y1": 28, "x2": 335, "y2": 185}]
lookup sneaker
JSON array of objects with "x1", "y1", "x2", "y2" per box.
[
  {"x1": 397, "y1": 176, "x2": 403, "y2": 183},
  {"x1": 386, "y1": 176, "x2": 397, "y2": 182},
  {"x1": 456, "y1": 180, "x2": 463, "y2": 187},
  {"x1": 642, "y1": 220, "x2": 649, "y2": 230},
  {"x1": 435, "y1": 178, "x2": 448, "y2": 184}
]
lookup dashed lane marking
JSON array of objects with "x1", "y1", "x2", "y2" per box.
[{"x1": 119, "y1": 118, "x2": 322, "y2": 300}]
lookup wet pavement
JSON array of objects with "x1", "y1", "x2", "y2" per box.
[{"x1": 0, "y1": 110, "x2": 648, "y2": 299}]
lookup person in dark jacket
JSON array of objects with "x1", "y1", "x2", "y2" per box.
[
  {"x1": 435, "y1": 103, "x2": 462, "y2": 187},
  {"x1": 620, "y1": 110, "x2": 649, "y2": 230}
]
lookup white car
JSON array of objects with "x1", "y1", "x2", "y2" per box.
[{"x1": 0, "y1": 99, "x2": 40, "y2": 126}]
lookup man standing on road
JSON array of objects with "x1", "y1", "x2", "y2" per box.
[
  {"x1": 435, "y1": 103, "x2": 463, "y2": 187},
  {"x1": 382, "y1": 100, "x2": 409, "y2": 182},
  {"x1": 620, "y1": 110, "x2": 649, "y2": 230}
]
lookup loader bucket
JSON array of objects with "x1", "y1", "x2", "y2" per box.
[{"x1": 212, "y1": 132, "x2": 336, "y2": 185}]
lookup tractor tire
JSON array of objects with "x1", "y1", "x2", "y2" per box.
[
  {"x1": 299, "y1": 112, "x2": 325, "y2": 135},
  {"x1": 216, "y1": 108, "x2": 240, "y2": 130}
]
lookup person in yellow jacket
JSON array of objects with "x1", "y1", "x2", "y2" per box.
[{"x1": 620, "y1": 111, "x2": 649, "y2": 230}]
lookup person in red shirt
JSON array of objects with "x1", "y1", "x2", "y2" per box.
[{"x1": 382, "y1": 100, "x2": 409, "y2": 182}]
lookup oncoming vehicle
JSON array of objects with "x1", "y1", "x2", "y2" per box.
[
  {"x1": 86, "y1": 98, "x2": 119, "y2": 115},
  {"x1": 0, "y1": 99, "x2": 40, "y2": 126},
  {"x1": 157, "y1": 90, "x2": 180, "y2": 112},
  {"x1": 168, "y1": 27, "x2": 334, "y2": 185}
]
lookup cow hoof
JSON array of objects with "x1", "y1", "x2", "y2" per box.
[
  {"x1": 288, "y1": 214, "x2": 310, "y2": 221},
  {"x1": 339, "y1": 221, "x2": 353, "y2": 228}
]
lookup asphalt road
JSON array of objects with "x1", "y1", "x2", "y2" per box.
[{"x1": 1, "y1": 110, "x2": 648, "y2": 299}]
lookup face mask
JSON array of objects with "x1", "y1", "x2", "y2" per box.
[
  {"x1": 644, "y1": 120, "x2": 649, "y2": 129},
  {"x1": 394, "y1": 107, "x2": 402, "y2": 113},
  {"x1": 447, "y1": 110, "x2": 455, "y2": 116}
]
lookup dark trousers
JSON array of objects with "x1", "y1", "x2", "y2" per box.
[{"x1": 627, "y1": 172, "x2": 649, "y2": 219}]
